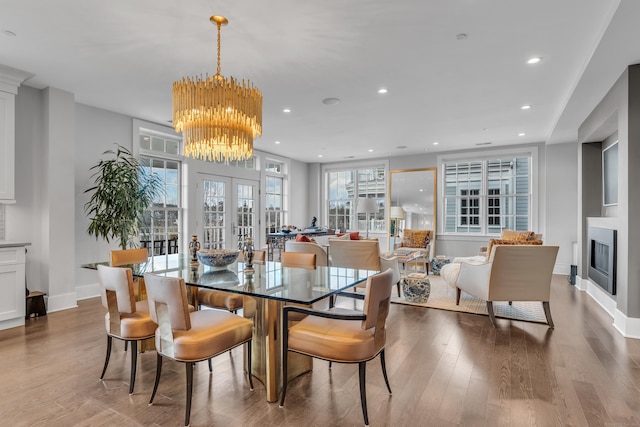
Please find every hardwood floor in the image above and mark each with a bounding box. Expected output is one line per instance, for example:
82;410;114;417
1;276;640;426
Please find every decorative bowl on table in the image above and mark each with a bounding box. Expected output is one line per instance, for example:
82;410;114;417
197;249;240;271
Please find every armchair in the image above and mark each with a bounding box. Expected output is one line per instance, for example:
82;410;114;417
442;245;559;328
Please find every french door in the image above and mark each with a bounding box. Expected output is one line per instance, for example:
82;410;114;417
198;175;260;250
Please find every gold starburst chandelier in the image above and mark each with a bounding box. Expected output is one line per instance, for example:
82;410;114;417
173;15;262;163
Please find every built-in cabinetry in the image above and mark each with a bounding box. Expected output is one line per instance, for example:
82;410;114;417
0;242;29;330
0;64;33;203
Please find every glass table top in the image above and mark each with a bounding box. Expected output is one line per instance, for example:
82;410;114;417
83;253;376;305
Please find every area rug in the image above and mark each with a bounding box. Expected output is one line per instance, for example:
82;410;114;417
391;274;548;323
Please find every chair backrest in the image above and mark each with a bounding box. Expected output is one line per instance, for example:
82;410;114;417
281;251;316;269
329;239;381;270
239;249;266;264
362;268;394;331
144;273;191;332
111;248;149;266
97;265;136;313
487;245;559;301
284;241;328;266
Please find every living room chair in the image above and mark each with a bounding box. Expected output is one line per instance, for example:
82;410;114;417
443;245;559;328
280;268;394;426
144;273;254;427
198;250;266;313
97;265;157;394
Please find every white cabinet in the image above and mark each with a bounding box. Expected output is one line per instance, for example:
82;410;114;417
0;245;27;330
0;64;33;203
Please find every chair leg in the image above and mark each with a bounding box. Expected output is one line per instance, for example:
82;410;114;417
129;339;138;394
246;340;254;391
208;358;213;373
124;341;128;352
455;288;461;305
543;301;555;329
279;324;289;407
149;353;163;405
185;362;194;427
396;281;401;298
329;361;332;369
486;301;497;327
100;335;113;380
358;361;369;426
380;349;392;394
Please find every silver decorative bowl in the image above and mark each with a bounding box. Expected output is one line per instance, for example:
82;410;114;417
197;249;240;270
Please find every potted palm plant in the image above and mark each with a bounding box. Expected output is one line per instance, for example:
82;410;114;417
84;145;163;250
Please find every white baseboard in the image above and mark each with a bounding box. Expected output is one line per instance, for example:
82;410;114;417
553;262;571;275
46;292;78;313
76;283;99;301
0;317;25;330
575;275;640;338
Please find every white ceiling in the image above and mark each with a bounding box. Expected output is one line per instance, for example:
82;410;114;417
2;0;639;163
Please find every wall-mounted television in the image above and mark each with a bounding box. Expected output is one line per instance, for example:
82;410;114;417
603;141;618;206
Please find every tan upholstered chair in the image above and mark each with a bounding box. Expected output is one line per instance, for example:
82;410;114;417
111;248;149;300
281;251;316;269
329;239;402;296
144;273;254;427
197;250;266;313
285;240;328;266
97;265;157;394
442;245;559;328
280;269;395;426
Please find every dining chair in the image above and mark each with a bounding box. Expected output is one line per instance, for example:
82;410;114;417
111;248;149;300
281;251;316;269
197;249;266;313
284;240;328;266
280;268;394;426
144;273;254;427
97;265;157;394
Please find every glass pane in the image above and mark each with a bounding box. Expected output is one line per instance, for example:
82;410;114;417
151;137;164;152
166;140;179;155
140;135;151;150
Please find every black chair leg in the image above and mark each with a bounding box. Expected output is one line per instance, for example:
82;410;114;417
358;361;369;426
279;326;289;407
246;340;254;391
129;340;138;394
486;301;497;327
100;335;113;380
124;341;128;352
185;362;194;427
380;349;392;394
149;353;163;405
543;301;554;329
208;358;213;372
329;361;333;369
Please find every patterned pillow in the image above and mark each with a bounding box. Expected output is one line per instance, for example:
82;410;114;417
501;229;535;241
402;229;431;248
486;238;543;260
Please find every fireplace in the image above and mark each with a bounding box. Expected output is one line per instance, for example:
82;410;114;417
588;226;617;295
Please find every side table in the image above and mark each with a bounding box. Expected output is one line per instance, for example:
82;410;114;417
402;273;430;303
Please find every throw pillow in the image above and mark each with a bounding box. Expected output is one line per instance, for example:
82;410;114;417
501;229;534;241
486;238;543;260
402;229;430;248
296;234;312;243
349;231;360;240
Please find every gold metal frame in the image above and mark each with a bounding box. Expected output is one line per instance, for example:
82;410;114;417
387;167;437;253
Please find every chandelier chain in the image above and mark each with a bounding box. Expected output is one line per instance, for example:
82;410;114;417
216;21;222;76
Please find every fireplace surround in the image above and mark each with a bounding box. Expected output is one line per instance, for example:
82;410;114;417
587;226;617;295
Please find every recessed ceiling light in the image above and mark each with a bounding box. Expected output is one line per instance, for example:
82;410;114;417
378;88;388;94
282;108;291;113
456;33;467;40
527;57;541;64
419;189;424;192
433;142;439;145
318;154;323;158
521;105;531;110
518;133;526;137
275;141;281;144
2;30;16;37
322;97;341;105
368;149;374;152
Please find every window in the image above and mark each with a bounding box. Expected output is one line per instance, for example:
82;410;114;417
265;160;286;234
443;156;531;234
138;128;182;255
213;156;256;169
326;165;386;232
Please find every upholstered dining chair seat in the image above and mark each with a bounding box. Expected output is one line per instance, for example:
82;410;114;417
287;307;381;362
157;309;253;362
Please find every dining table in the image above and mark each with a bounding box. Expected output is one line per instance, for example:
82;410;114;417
83;253;377;402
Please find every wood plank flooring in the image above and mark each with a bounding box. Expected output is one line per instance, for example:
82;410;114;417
1;276;640;426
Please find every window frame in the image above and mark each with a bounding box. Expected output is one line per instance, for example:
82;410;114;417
438;147;538;237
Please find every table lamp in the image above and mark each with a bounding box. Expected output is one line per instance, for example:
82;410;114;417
390;206;405;238
358;198;378;239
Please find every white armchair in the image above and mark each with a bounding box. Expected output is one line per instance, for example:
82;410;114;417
442;245;559;328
